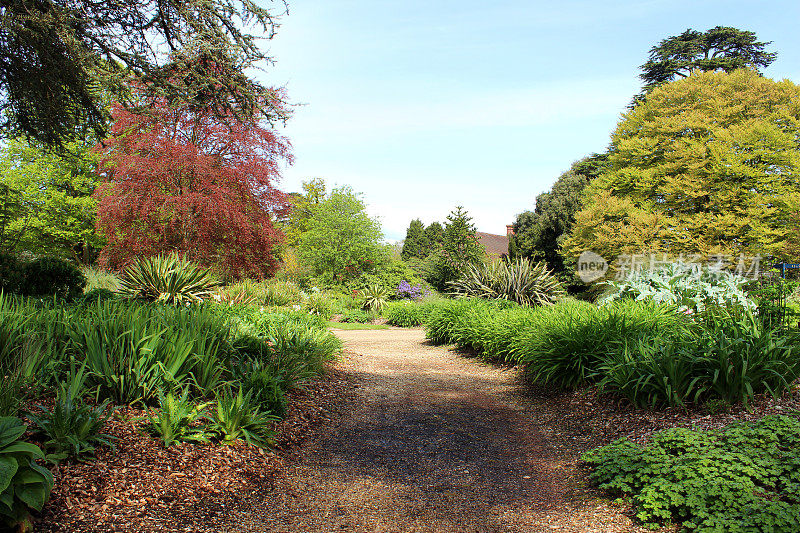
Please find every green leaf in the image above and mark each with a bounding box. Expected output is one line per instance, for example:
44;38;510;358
14;481;49;512
0;456;19;493
0;442;44;460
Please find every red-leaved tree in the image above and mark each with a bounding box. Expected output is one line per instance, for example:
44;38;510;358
94;95;292;279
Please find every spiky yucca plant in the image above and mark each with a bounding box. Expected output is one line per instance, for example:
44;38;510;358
361;284;390;314
119;253;219;306
448;257;564;306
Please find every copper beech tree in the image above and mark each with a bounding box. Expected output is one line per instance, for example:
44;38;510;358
94;96;292;278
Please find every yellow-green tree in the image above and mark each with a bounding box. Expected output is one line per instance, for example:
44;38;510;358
564;69;800;266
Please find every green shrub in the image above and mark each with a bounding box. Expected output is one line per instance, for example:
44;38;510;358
231;358;288;418
0;294;57;410
583;415;800;531
0;417;54;531
218;279;302;307
82;266;120;293
695;311;800;407
385;302;428;327
513;300;691;389
69;302;231;404
119;253;219;305
267;320;341;386
449;257;564;306
78;288;117;305
19;257;86;301
477;306;540;362
146;389;212;448
303;292;333;319
28;366;115;462
598;337;704;408
210;387;278;448
264;280;301;307
340;308;373;323
449;301;500;353
360;259;427;298
226;306;341;391
599;309;800;408
424;298;482;345
0;253;23;294
0;374;27;418
424;298;517;346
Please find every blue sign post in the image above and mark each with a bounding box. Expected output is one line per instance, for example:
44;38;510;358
774;263;800;279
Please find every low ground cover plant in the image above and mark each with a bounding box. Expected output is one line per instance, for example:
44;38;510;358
339;308;373;323
583;415;800;531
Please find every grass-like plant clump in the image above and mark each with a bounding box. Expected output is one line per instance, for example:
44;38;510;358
385;301;429;327
421;296;800;408
583;415;800;531
514;299;692;389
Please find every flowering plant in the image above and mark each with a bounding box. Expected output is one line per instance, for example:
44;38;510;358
396;280;429;300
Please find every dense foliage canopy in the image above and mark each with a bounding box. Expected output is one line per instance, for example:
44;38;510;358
564;69;800;267
0;139;101;261
95;97;292;278
513;153;609;276
639;26;776;94
297;186;388;284
0;0;288;148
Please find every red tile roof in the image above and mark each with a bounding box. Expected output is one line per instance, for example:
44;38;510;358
476;232;509;257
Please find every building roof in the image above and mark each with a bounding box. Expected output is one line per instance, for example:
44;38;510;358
476;232;509;257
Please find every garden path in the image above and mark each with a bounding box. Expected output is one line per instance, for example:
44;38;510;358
226;328;648;532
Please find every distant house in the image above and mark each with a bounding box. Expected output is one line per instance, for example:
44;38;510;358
476;225;514;259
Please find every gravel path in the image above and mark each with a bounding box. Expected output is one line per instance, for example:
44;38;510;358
228;328;647;533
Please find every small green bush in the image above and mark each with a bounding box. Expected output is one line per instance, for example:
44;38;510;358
71;301;231;405
303;292;333;319
424;298;482;345
0;417;54;531
600;264;755;315
385;302;428;327
0;253;23;294
424;298;516;346
82;266;120;293
146;389;212;447
449;257;564;306
28;367;115;462
78;288;117;304
361;284;390;314
340;308;373;323
598;309;800;408
210;387;278;448
231;358;288;418
19;257;86;301
583;415;800;531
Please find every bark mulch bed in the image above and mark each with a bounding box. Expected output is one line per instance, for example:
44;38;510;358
34;369;356;533
25;328;800;532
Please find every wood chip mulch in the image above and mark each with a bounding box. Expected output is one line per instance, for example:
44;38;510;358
34;369;356;533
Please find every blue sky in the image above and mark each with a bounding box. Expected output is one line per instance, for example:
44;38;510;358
259;0;800;242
